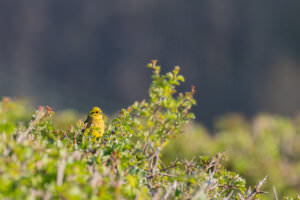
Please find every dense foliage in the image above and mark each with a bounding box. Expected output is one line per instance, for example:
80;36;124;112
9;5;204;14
0;62;298;199
164;114;300;199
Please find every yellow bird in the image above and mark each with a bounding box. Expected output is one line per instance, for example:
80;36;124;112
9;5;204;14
83;106;105;138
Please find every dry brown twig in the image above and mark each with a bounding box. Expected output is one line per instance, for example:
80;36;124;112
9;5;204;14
245;176;268;200
273;186;279;200
205;152;225;174
56;157;66;186
223;190;235;200
161;181;177;200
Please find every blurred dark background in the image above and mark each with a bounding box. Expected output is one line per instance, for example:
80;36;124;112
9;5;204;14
0;1;299;127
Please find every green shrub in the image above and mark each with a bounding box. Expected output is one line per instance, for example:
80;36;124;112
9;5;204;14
163;114;300;199
0;61;292;199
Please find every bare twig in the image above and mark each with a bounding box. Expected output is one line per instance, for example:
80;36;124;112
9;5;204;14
223;190;234;200
146;177;155;196
205;152;225;175
161;163;178;172
238;192;246;200
273;186;279;200
148;139;155;153
162;181;177;200
245;176;268;200
204;172;218;194
158;172;176;177
152;147;160;175
57;158;66;186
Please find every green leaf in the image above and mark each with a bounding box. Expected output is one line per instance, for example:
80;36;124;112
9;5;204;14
177;75;185;82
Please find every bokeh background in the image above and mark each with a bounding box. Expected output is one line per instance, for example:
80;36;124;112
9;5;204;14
0;1;300;126
1;2;300;198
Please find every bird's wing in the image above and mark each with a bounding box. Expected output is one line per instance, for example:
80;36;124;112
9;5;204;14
82;117;90;132
84;117;89;125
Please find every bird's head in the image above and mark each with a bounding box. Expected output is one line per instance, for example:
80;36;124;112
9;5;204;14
89;106;103;119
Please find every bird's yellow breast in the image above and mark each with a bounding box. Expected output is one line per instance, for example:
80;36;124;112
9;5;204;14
84;107;105;138
90;117;104;129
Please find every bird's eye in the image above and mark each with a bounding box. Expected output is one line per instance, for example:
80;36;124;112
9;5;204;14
95;111;99;114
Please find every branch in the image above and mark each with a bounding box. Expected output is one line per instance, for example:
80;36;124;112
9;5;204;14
245;176;268;200
223;190;234;200
161;181;177;200
152;146;160;175
273;186;279;200
56;158;66;186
